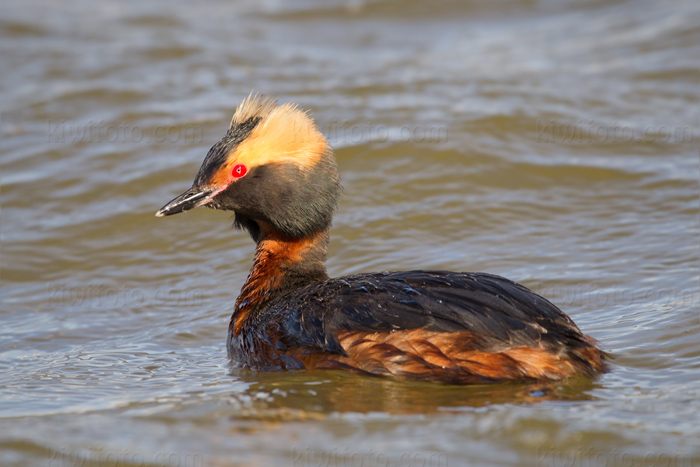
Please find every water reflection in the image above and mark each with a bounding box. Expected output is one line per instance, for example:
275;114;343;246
228;369;599;417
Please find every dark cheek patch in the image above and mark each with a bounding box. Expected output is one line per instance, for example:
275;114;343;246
215;161;340;239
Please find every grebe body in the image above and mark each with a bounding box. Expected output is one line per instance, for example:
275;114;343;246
157;95;607;383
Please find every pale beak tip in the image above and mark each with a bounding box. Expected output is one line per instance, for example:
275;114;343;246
156;187;212;218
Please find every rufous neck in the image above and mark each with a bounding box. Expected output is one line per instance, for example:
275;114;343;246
231;228;329;335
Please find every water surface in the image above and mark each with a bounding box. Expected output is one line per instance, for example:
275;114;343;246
1;0;699;465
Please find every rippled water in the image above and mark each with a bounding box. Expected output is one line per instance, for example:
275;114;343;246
2;0;699;465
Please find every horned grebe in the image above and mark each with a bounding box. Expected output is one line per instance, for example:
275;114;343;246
156;95;607;383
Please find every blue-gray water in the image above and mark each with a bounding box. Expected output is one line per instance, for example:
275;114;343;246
1;0;699;465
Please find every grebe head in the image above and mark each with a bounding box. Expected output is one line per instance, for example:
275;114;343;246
156;94;341;242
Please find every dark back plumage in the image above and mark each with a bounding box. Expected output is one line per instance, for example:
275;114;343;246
233;271;606;381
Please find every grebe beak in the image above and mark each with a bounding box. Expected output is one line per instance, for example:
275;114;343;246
155;187;213;217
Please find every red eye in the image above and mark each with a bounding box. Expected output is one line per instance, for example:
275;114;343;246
231;164;247;178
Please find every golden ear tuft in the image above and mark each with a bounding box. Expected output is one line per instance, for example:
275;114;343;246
216;95;329;175
230;93;279;128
